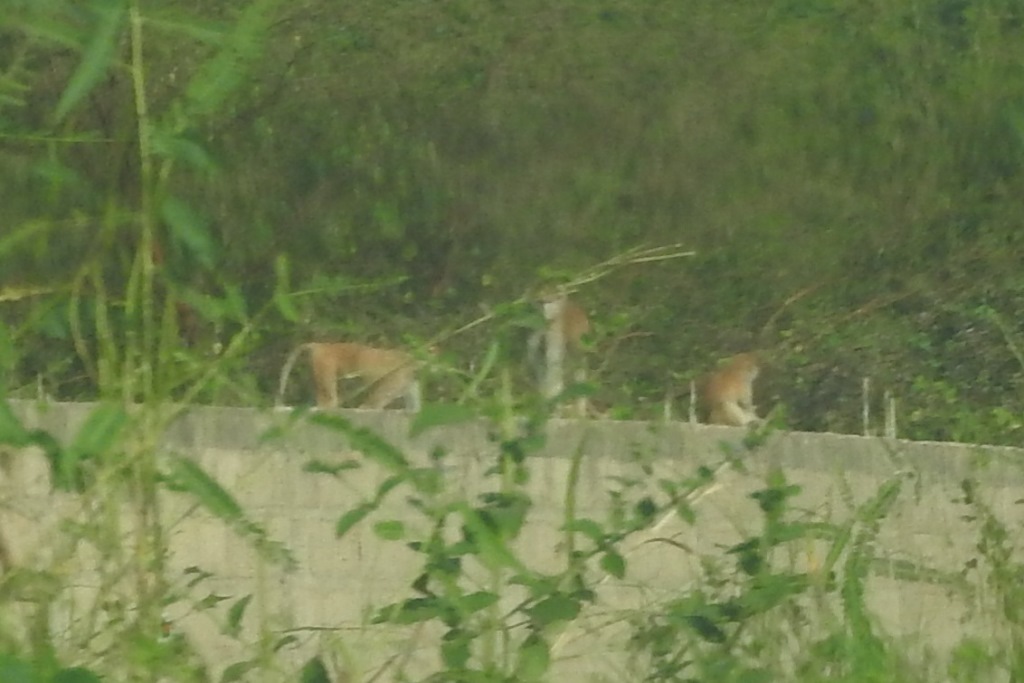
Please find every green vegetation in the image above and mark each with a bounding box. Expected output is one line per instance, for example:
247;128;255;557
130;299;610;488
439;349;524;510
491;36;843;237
1;0;1023;443
1;0;1023;680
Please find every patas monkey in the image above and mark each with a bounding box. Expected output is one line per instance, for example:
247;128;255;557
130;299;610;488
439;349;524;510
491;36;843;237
527;293;590;398
700;352;761;426
276;342;422;411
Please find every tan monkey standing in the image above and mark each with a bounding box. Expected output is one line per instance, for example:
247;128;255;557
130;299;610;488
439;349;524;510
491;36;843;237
699;352;761;426
276;342;423;411
527;292;591;401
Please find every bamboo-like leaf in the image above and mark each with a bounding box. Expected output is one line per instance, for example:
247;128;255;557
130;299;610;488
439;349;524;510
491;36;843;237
373;596;444;625
459;591;499;614
151;131;219;174
167;458;295;569
57;402;128;490
302;459;361;477
180;0;283;122
160;196;218;269
53;0;127;122
166;457;243;520
272;634;298;652
273;255;299;322
686;614;727;643
309;413;409;471
224;594;252;637
0;221;51;259
142;9;224;44
372;520;405;540
220;659;258;682
14;13;84;49
67;402;128;458
335;502;375;538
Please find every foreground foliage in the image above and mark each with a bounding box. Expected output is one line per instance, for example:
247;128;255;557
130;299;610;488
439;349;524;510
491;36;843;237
1;394;1024;681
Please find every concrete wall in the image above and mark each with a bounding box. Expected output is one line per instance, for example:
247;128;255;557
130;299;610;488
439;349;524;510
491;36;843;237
2;400;1022;680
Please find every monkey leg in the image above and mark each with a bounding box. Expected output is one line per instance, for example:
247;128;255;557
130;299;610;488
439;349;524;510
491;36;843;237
711;402;758;427
360;372;411;410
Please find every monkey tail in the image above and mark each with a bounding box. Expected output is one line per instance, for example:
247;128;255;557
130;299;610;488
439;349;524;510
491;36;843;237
276;344;309;407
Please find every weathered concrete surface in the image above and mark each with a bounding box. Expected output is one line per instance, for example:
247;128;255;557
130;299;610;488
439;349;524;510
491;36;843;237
1;400;1022;681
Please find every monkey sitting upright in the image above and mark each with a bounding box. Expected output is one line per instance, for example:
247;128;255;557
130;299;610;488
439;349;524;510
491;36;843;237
526;294;591;384
699;352;761;426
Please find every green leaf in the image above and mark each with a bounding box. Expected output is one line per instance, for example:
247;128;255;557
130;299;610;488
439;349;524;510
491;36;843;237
53;666;103;683
515;633;551;681
166;458;243;520
272;255;299;322
224;594;252;637
675;500;697;525
458;505;526;572
459;590;499;614
0;221;51;260
372;520;405;540
738;574;808;615
220;659;258;682
563;518;604;541
409;403;476;437
751;484;801;515
406;466;443;495
302;459;361;477
153;133;218;172
169;458;296;564
272;634;299;652
299;656;331;683
441;629;471;669
526;594;580;626
686;615;727;644
0;402;32;446
53;0;126;122
634;497;657;521
196;593;230;609
161;196;218;269
373;597;444;625
0;653;35;683
66;402;127;454
222;285;248;321
310;413;409;471
181;0;282;122
14;13;83;49
373;475;405;504
599;550;626;579
58;402;128;490
736;668;772;683
335;502;375;538
144;9;224;44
